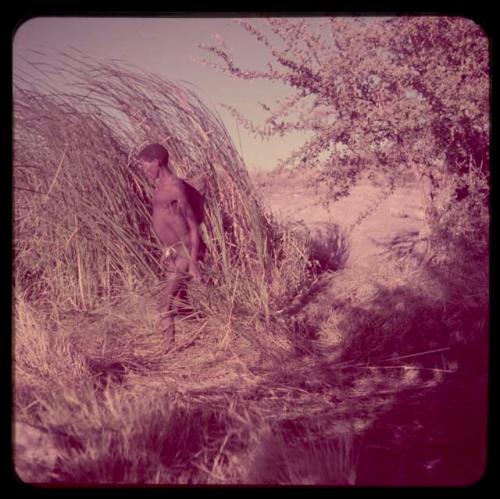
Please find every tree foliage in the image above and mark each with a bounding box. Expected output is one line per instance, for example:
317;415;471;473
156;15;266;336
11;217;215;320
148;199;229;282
200;17;489;201
201;16;489;264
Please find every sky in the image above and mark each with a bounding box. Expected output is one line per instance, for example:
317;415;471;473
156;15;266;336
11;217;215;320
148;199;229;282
13;16;323;171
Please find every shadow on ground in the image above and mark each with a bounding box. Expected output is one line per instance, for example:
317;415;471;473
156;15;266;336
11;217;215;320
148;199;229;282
355;364;488;486
267;248;489;486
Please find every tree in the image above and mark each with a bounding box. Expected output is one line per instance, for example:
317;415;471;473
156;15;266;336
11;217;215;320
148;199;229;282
200;16;490;262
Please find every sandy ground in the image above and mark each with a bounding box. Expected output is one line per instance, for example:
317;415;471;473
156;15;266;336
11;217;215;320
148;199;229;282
257;176;426;269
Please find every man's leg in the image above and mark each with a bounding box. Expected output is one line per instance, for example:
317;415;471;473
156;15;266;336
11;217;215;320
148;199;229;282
160;256;190;349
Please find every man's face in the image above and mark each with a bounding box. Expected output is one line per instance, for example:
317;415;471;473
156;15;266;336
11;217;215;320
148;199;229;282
139;159;160;181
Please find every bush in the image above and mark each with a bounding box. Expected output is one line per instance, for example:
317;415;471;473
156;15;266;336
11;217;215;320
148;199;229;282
427;161;489;267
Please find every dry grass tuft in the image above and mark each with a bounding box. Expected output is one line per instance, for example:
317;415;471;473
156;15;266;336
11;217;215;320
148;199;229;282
13;54;327;484
14;53;315;354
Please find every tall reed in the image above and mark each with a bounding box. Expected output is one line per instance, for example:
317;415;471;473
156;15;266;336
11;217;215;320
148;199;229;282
13;53;313;343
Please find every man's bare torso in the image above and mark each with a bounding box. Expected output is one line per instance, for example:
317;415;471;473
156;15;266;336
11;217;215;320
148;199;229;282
153;178;203;252
152;178;192;249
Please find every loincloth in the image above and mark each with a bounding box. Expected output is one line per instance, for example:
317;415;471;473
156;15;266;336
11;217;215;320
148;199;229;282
161;243;189;263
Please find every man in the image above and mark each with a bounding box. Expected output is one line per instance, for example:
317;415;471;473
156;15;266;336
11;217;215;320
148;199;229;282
137;143;205;350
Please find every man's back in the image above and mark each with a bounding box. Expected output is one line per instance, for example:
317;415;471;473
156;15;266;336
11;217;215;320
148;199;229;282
182;179;205;225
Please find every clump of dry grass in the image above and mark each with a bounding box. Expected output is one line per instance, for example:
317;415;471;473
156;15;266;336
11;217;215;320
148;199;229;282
14;52;314;347
14;292;254;484
13;54;337;484
13;290;375;485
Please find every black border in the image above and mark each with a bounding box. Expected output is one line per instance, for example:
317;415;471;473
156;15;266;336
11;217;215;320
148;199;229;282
5;4;496;497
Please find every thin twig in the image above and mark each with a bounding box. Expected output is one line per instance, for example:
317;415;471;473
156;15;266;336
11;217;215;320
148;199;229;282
45;143;69;201
336;347;451;369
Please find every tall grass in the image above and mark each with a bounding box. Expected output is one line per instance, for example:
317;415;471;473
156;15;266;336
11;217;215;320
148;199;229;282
13;53;313;330
13;55;337;484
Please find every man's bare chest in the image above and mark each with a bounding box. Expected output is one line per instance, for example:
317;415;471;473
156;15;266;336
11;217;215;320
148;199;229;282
152;187;181;214
151;188;189;241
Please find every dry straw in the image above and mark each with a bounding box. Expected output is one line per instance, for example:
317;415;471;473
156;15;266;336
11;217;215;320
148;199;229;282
13;53;337;484
13;51;319;367
13;52;313;318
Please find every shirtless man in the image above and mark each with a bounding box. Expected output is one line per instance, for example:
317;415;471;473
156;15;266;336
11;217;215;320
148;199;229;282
137;143;205;349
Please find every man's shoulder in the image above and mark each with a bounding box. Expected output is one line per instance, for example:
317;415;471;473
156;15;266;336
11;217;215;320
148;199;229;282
164;177;188;195
175;178;204;200
164;177;204;205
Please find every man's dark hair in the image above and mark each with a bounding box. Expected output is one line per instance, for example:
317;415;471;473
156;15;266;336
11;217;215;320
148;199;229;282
137;144;169;167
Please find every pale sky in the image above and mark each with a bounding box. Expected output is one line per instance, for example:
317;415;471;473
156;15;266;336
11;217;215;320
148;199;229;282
13;16;322;170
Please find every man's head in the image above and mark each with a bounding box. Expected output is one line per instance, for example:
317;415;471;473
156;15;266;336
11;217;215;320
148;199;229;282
137;143;170;180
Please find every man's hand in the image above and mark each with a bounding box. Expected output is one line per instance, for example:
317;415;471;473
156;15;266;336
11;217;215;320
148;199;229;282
189;261;202;282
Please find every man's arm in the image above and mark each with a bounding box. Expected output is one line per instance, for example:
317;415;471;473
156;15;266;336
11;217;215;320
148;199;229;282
175;185;202;281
